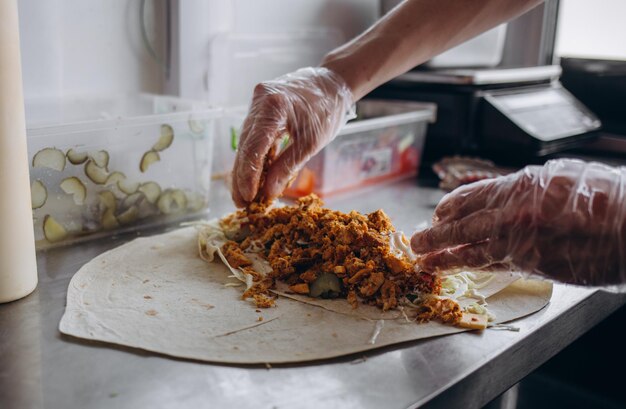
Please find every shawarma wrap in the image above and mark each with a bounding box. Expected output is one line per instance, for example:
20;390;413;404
59;196;552;364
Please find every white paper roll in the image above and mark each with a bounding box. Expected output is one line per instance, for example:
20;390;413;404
0;0;38;303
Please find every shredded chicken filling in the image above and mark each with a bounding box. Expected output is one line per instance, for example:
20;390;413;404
219;194;461;324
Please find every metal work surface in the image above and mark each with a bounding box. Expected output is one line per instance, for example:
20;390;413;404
1;180;624;409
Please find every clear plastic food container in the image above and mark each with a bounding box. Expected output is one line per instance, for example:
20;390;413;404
212;106;248;179
284;100;436;197
214;101;436;198
26;94;220;248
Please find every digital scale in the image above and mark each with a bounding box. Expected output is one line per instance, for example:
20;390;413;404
369;65;602;166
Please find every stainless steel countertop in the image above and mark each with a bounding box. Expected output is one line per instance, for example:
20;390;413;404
2;179;625;409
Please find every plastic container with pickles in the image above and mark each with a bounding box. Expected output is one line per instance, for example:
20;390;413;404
26;94;220;248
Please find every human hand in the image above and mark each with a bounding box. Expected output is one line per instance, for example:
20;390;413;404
231;67;353;207
411;159;626;286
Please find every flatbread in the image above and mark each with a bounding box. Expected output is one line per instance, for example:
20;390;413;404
59;227;552;364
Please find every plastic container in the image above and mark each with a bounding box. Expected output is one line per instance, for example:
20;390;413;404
285;100;436;197
25;94;220;248
213;106;248;177
215;100;436;197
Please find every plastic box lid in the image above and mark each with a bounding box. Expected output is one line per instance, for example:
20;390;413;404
26;93;221;136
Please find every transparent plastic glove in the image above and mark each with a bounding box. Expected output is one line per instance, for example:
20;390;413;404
231;67;354;207
411;159;626;286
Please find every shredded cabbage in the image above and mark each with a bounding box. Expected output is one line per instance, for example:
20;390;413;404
440;272;493;303
440;272;498;321
463;288;486;304
440;276;468;299
466;302;496;321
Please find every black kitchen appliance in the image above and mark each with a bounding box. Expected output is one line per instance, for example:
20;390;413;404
558;57;626;160
370;66;601;166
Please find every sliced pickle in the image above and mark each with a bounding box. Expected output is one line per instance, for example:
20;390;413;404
84;160;109;184
139;150;160;173
117;206;139;225
138;182;161;204
122;192;144;209
66;148;89;165
309;272;341;299
157;189;187;214
89;150;110;169
188;118;205;134
31;180;48;209
43;215;68;243
156;192;172;214
60;177;87;205
223;224;251;242
105;171;126;186
170;189;188;211
136;197;158;219
186;192;206;212
152;124;175;151
118;179;140;195
101;209;119;230
32;148;66;171
98;190;117;211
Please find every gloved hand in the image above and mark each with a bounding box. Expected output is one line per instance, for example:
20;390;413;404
231;67;354;207
411;159;626;286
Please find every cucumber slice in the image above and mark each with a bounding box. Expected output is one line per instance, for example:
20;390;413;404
84;160;109;184
105;171;126;186
122;192;144;209
152;124;174;151
138;182;161;204
139;150;160;173
157;189;187;214
117;206;139;225
118;179;140;195
170;189;188;212
32;148;66;171
31;180;48;209
98;190;117;211
186;192;206;211
188;118;205;134
60;177;87;205
43;215;68;243
89;150;110;169
101;209;119;230
66;148;89;165
309;272;341;299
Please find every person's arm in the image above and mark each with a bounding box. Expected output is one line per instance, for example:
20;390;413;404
322;0;543;101
232;0;544;206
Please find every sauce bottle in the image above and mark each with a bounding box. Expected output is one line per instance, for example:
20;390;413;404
0;0;38;303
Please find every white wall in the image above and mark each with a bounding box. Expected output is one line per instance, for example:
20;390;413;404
556;0;626;60
18;0;378;104
230;0;378;40
18;0;165;100
168;0;379;104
